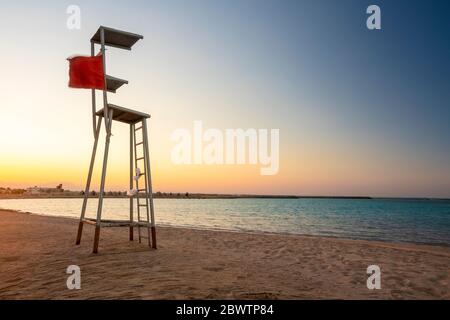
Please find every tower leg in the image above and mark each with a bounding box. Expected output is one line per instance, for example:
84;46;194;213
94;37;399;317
142;119;157;249
130;227;134;241
147;226;151;247
93;226;100;254
151;226;157;249
93;109;113;254
76;116;102;245
75;222;84;245
129;124;134;241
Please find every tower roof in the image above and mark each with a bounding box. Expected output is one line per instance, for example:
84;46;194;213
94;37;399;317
91;26;143;50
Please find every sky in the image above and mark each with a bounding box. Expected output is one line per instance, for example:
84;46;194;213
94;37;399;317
0;0;449;197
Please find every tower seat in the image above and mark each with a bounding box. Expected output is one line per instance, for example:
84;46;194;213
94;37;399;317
96;104;150;124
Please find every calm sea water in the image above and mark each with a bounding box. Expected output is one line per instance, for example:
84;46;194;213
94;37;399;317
1;198;449;245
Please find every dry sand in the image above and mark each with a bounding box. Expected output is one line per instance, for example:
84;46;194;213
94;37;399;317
0;209;448;299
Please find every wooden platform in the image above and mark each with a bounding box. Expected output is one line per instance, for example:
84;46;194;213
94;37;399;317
106;75;128;93
96;104;150;124
91;26;143;50
82;218;150;228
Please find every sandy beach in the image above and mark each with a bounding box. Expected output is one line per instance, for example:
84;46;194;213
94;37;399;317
0;209;448;299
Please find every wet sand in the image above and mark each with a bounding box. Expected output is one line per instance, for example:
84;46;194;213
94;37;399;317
0;210;448;299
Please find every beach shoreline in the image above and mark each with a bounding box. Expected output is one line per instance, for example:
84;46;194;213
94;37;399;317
0;209;448;299
2;207;450;249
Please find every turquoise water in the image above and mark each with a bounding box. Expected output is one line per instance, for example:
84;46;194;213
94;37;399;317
1;198;449;245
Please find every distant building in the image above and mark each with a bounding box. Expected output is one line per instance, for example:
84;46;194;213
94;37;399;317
26;184;64;195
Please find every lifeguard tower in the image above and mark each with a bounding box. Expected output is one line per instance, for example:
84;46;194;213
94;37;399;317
74;26;156;253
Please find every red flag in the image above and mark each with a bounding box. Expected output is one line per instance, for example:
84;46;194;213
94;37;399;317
68;55;105;90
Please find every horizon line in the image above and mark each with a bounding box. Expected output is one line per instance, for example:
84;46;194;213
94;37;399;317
1;186;449;201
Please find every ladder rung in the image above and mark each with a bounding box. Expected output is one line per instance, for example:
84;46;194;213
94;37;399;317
136;157;145;161
135;126;142;131
135;141;144;146
138;188;146;191
139;204;147;207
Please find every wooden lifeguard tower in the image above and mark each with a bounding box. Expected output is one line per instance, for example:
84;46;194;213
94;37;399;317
75;26;157;253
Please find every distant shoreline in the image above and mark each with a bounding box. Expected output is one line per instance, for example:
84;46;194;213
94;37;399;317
0;194;449;201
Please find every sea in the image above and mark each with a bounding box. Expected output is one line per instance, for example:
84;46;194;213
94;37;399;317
1;198;449;246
